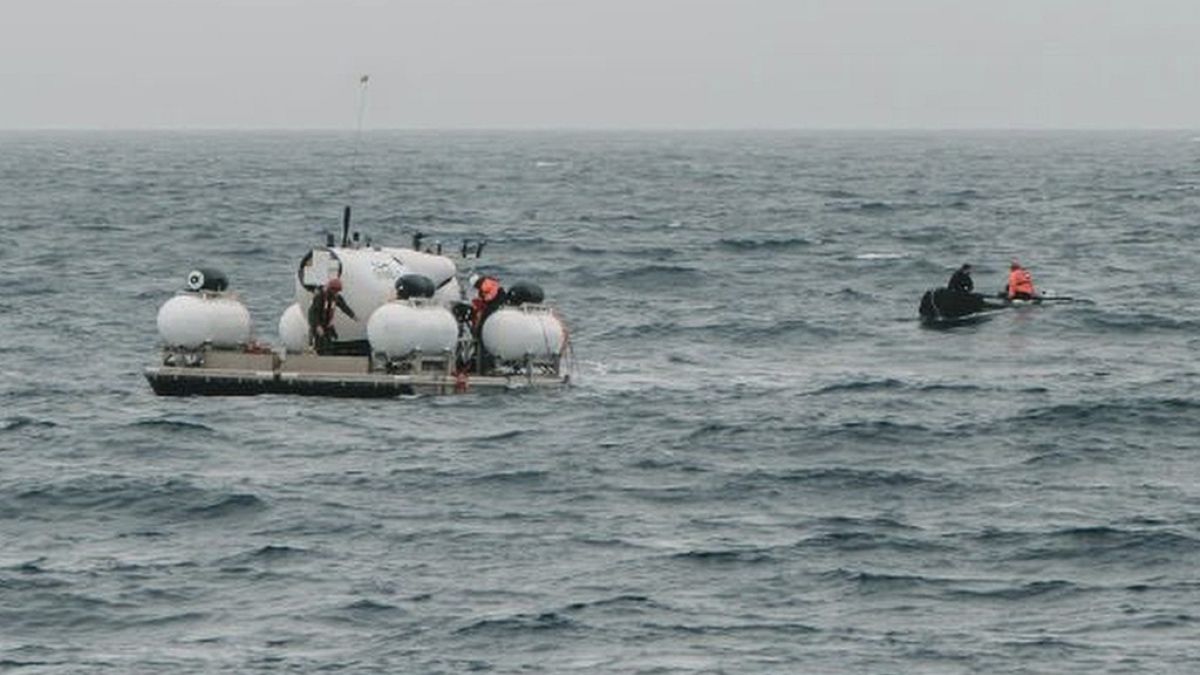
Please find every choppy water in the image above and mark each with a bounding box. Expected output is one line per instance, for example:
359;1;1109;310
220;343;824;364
1;131;1198;673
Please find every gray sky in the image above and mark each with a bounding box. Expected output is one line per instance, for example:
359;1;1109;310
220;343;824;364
3;0;1198;129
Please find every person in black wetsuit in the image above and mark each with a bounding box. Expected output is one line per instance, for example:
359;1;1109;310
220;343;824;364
947;263;974;294
308;277;356;353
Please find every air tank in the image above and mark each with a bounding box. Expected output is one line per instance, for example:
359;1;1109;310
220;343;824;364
157;292;252;349
366;301;458;358
481;305;565;362
277;302;309;353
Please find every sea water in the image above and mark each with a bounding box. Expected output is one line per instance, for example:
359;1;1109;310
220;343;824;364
1;131;1198;672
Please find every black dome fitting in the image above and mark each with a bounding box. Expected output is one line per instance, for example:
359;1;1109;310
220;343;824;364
395;274;436;299
187;268;229;292
505;281;544;306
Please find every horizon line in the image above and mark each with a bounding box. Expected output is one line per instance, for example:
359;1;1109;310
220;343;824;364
2;126;1199;134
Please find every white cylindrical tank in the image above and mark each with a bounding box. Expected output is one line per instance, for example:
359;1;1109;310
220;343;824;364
157;292;252;349
277;302;309;353
481;306;566;362
366;301;459;358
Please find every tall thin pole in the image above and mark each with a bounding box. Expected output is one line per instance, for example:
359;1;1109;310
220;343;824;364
343;74;370;246
350;74;370;180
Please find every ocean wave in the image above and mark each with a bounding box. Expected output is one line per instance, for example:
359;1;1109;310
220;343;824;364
815;420;940;444
670;548;775;564
1;416;57;432
628;456;705;472
737;318;842;340
995;636;1092;654
1081;311;1200;333
455;611;580;635
946;188;983;199
0;564;71;592
1125;613;1198;629
716;236;813;252
578;212;645;224
946;579;1080;601
809;380;1008;396
978;526;1200;562
567;243;680;259
561;594;661;613
596;316;841;341
683;421;754;440
466;429;526;442
816;188;860;199
129;417;218;434
808;378;906;395
917;383;988;393
820;569;939;593
1008;398;1200;429
639;620;821;636
218;544;318;566
10;476;265;523
185;493;267;519
467;469;548;485
1;591;128;631
588;263;706;287
809;515;917;531
832;200;897;213
0;660;63;670
796;531;950;553
343;599;404;613
760;467;948;490
326;599;408;625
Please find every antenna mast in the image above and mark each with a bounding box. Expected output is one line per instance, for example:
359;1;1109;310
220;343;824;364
343;74;370;246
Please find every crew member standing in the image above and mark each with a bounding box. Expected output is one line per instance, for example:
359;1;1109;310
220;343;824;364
471;276;506;333
470;275;506;373
308;277;357;353
1006;260;1037;301
947;263;974;294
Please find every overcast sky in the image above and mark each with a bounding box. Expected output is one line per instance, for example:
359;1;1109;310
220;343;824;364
2;0;1198;129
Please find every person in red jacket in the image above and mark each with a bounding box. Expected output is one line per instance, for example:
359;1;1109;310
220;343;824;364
471;276;505;332
1006;260;1038;300
469;275;507;373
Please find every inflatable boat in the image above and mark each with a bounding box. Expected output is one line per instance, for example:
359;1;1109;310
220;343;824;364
918;287;1077;327
918;288;1011;326
146;222;571;397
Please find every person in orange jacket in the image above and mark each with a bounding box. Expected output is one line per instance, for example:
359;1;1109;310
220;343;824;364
469;275;507;373
1006;260;1038;300
471;275;506;332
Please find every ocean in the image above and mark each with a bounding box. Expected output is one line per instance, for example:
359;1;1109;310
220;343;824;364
1;130;1198;673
